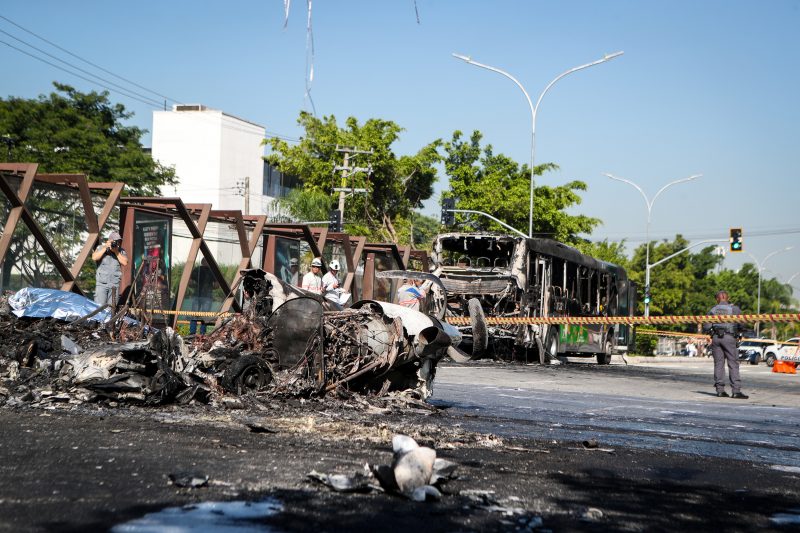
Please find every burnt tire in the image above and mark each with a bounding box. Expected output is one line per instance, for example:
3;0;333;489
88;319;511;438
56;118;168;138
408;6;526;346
468;298;488;357
596;340;613;365
543;328;558;364
222;355;273;394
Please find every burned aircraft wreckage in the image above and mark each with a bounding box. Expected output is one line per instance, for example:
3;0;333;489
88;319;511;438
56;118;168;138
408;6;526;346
0;270;462;407
430;232;634;363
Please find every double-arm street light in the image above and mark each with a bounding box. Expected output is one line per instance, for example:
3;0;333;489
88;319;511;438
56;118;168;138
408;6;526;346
604;173;702;317
452;51;623;238
747;246;794;336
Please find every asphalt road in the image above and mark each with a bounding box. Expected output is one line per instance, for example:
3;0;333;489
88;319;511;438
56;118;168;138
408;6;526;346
2;357;800;532
432;357;800;467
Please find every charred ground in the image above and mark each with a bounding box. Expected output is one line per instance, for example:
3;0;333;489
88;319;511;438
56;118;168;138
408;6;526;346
1;398;799;532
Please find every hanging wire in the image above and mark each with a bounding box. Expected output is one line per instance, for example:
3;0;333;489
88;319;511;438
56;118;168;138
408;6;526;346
283;0;292;28
0;29;164;108
304;0;317;116
0;14;181;104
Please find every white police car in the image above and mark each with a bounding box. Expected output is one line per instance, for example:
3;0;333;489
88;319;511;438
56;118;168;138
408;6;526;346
763;337;800;367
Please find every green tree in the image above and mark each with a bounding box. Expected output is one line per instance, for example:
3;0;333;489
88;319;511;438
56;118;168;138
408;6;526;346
588;236;799;338
1;82;176;195
265;112;441;243
408;212;441;250
707;264;796;338
0;82;176;291
442;130;600;243
377;212;442;251
575;239;629;267
277;188;332;223
628;235;722;318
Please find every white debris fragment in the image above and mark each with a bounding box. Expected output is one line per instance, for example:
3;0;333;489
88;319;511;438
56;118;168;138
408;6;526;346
393;445;436;494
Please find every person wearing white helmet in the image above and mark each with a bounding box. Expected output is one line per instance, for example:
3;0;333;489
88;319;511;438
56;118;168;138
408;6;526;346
322;260;341;302
289;257;300;286
301;257;324;294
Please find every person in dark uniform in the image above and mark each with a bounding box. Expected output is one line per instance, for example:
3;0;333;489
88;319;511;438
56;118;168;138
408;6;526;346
703;290;749;399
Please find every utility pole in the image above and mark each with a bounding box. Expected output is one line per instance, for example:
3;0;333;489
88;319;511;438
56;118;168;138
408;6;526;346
244;176;250;215
337;152;349;218
236;177;251;214
333;146;372;228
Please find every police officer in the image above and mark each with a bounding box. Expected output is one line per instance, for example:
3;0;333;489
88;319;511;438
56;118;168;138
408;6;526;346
703;290;749;399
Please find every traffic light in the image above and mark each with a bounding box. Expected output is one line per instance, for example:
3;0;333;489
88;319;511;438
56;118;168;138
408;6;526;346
441;197;455;226
729;227;743;252
643;285;652;305
328;209;342;232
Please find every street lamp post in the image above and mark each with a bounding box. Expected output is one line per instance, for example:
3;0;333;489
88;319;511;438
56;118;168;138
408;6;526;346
453;51;623;238
604;173;702;317
747;247;793;336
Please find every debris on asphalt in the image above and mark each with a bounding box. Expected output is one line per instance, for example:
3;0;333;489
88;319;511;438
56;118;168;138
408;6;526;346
581;507;604;521
308;434;458;502
459;489;528;516
307;465;378;493
245;422;276;434
573;438;615;453
0;270;461;410
168;472;210;488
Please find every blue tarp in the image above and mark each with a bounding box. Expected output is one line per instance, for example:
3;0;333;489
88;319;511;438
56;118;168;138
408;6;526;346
8;288;112;322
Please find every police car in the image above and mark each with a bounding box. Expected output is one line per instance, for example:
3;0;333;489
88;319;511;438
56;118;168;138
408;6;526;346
737;339;767;364
763;337;800;367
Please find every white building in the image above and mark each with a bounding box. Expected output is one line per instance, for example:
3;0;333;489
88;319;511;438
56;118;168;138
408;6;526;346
152;105;294;281
152;104;266;213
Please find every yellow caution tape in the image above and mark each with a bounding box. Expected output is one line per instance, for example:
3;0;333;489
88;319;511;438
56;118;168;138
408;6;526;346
126;308;800;329
445;313;800;326
636;329;710;339
129;308;233;318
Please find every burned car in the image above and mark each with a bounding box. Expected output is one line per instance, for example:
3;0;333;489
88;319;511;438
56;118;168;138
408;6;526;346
194;269;461;399
0;269;461;407
430;232;635;363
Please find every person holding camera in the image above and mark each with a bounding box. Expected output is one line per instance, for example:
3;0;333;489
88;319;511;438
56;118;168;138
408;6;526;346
703;290;748;399
91;230;128;306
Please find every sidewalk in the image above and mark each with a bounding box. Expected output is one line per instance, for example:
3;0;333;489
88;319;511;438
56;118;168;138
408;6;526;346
615;354;712;364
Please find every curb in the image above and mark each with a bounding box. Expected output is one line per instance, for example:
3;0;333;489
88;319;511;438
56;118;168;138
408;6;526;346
618;356;712;364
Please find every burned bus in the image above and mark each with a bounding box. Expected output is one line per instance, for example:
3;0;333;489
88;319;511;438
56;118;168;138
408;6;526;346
431;232;636;363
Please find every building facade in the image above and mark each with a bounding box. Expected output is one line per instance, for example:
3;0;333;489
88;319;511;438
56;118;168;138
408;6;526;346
152;104;266;213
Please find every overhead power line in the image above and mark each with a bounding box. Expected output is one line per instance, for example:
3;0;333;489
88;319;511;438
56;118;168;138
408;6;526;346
0;38;164;109
0;14;180;104
0;29;164;108
265;131;302;143
593;226;800;243
0;14;309;146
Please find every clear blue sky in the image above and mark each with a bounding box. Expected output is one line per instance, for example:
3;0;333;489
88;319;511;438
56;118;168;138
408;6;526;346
2;1;799;286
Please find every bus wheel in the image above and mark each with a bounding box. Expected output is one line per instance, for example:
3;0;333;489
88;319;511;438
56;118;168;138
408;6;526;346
596;341;613;365
544;329;558;364
468;298;488;357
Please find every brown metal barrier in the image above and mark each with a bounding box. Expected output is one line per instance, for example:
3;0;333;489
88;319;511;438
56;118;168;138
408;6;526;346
1;162;434;321
0;164;124;295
